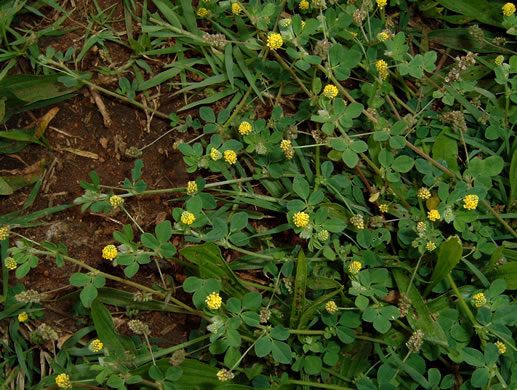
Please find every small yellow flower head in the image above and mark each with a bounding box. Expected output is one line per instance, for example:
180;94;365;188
0;225;10;240
495;55;504;66
377;0;387;8
210;147;222;161
301;20;306;30
5;256;17;270
323;84;339;99
325;300;338;314
18;312;28;322
217;368;235;381
463;194;479;210
224;150;237;164
267;33;283;50
206;292;223;310
502;2;516;16
472;292;487;307
376;59;389;80
55;373;72;389
379;204;389;213
187;181;198;195
349;261;362;275
416;221;427;233
426;241;436;251
377;32;389;42
89;339;103;353
197;7;208;17
350;214;365;230
102;245;118;261
417;187;431;200
427;209;440;222
109;195;124;208
238;121;252;135
299;0;310;10
317;229;329;241
293;211;310;228
232;2;243;15
181;211;196;225
280;139;292;151
496;341;506;354
280;18;291;28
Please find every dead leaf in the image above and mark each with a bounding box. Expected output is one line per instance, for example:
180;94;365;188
61;147;98;159
35;107;59;138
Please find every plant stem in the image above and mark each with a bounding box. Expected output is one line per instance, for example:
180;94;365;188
286;379;353;390
447;274;480;330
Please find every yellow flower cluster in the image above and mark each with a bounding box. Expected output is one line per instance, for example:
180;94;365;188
5;256;17;270
416;221;426;233
323;84;338;99
502;2;516;16
325;300;338;314
18;312;28;322
89;339;103;352
109;195;124;208
181;211;196;225
224;150;237;164
377;0;387;8
210;147;222;161
426;241;436;251
427;209;440;222
197;7;208;17
267;33;283;50
56;373;72;389
299;0;310;10
187;181;198;195
377;32;389;42
238;121;252;135
376;59;388;80
217;368;235;381
0;225;9;240
472;292;486;307
496;341;506;354
317;229;329;241
463;194;479;210
292;211;310;228
102;245;118;260
349;261;362;275
280;139;294;159
232;3;242;15
379;204;389;213
206;292;222;310
417;187;431;200
350;214;364;230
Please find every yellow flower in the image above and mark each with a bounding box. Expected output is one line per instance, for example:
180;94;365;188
89;339;103;352
416;221;426;233
377;32;389;42
109;195;124;208
502;2;516;16
317;229;329;241
56;373;72;389
5;256;17;270
206;292;222;310
463;194;479;210
377;0;387;8
102;245;118;260
231;2;242;15
325;300;338;314
350;214;364;230
496;341;506;354
267;33;283;50
379;204;389;213
427;209;440;222
0;225;9;240
238;121;252;135
299;0;310;10
197;7;208;17
181;211;196;225
280;139;292;151
292;211;310;228
349;261;362;275
217;368;235;381
210;147;222;161
426;241;436;251
323;84;339;99
18;312;28;322
224;150;237;164
187;181;198;195
376;59;389;80
417;187;431;200
472;292;486;307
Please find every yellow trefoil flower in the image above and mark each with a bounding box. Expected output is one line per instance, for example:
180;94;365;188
463;194;479;210
18;312;28;322
427;209;440;222
496;341;506;354
299;0;310;11
377;32;389;42
472;292;486;307
323;84;339;99
210;147;222;161
417;187;431;200
292;211;310;228
238;121;252;135
379;204;389;213
55;373;72;389
102;245;118;261
426;241;436;251
224;150;237;164
325;301;338;314
377;0;387;8
502;2;516;16
89;339;104;352
197;7;208;18
187;181;198;195
217;368;235;381
0;225;10;240
206;292;223;310
5;256;17;270
267;33;283;50
376;59;389;80
181;211;196;225
109;195;124;208
231;3;243;15
349;261;362;275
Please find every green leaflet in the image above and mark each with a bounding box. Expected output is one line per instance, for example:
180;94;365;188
424;236;463;297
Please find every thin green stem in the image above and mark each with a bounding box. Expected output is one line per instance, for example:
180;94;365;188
286;379;353;390
406;253;424;294
447;274;480;329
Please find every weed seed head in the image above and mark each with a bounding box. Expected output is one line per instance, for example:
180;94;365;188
266;33;283;50
224;150;237;164
426;241;436;251
472;292;487;307
128;319;151;335
15;289;41;304
102;245;118;260
377;31;389;42
323;84;339;99
206;292;223;310
376;59;388;79
238;121;252;135
502;2;516;16
495;55;504;66
181;211;196;225
350;214;365;230
325;300;338;314
293;211;310;228
379;203;389;213
406;330;424;353
317;229;329;241
463;194;479;210
55;373;72;389
260;307;271;323
5;256;17;270
217;368;235;381
496;341;506;354
427;209;440;222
